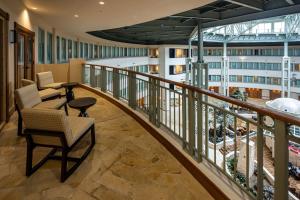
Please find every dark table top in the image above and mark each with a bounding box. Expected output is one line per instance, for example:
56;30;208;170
62;82;78;88
68;97;97;109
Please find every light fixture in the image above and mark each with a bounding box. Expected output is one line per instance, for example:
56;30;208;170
74;14;79;18
32;7;38;10
99;1;105;5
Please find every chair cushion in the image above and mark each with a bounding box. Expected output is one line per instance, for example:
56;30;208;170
34;98;66;109
39;88;61;100
67;117;95;146
15;84;42;110
42;82;64;89
36;71;54;89
21;79;35;87
22;108;95;147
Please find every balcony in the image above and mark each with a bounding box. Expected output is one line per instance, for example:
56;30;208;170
82;63;300;200
0;87;214;199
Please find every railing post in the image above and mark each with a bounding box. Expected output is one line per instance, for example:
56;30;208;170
155;79;161;127
182;88;187;149
197;92;203;162
100;66;107;92
274;119;289;200
90;65;96;87
113;68;120;99
188;89;196;156
149;78;156;124
148;77;160;127
128;71;137;109
256;114;264;200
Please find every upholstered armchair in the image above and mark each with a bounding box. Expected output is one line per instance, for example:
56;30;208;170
21;79;61;101
15;84;68;136
36;71;64;90
22;108;95;182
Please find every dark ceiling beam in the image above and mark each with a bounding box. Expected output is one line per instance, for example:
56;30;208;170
169;15;219;21
202;3;300;28
222;0;264;11
286;0;294;5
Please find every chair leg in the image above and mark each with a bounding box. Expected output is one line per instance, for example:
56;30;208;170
60;148;68;182
91;125;96;146
64;104;69;116
26;138;33;176
18;114;23;136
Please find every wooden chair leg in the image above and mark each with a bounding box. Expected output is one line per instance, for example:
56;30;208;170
60;148;68;182
91;125;96;146
26;138;33;176
17;114;23;136
64;104;69;116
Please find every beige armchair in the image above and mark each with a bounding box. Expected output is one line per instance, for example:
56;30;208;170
22;108;95;182
36;71;64;90
15;84;68;136
21;79;61;101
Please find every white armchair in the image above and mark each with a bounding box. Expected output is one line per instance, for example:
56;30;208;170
15;84;68;136
22;108;95;182
21;79;61;101
36;71;64;90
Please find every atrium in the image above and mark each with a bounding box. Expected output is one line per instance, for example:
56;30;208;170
1;0;300;200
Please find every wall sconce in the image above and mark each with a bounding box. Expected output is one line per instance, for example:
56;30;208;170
9;30;16;43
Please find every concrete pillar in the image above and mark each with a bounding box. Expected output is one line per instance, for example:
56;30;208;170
186;39;192;84
281;41;291;98
221;42;229;96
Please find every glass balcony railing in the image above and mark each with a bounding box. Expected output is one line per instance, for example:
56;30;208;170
83;63;300;200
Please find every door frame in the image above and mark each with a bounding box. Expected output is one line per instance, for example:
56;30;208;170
0;9;9;129
14;22;35;89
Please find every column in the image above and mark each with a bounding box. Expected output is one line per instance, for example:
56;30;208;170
192;22;208;89
281;41;291;97
186;38;192;84
221;42;229;96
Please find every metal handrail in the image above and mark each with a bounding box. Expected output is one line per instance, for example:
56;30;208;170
87;63;300;126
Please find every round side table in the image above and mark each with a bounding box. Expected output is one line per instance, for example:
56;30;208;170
68;97;97;117
62;82;78;102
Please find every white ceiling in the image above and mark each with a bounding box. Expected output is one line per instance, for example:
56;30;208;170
22;0;213;34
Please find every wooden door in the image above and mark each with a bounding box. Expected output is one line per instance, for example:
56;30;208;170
0;9;9;129
14;23;35;89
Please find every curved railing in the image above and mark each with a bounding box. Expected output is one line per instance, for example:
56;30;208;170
83;63;300;200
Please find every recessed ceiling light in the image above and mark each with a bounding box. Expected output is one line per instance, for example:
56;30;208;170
99;1;105;5
32;7;38;10
74;14;79;18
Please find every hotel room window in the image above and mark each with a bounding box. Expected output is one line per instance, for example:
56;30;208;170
98;45;102;58
107;46;110;57
112;47;116;57
94;45;98;58
74;41;78;58
61;38;67;63
38;28;45;64
68;39;72;59
46;32;53;64
116;47;119;57
80;42;83;58
84;43;88;59
56;36;60;63
89;44;93;59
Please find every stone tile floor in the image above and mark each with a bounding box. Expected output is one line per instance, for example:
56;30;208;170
0;88;214;200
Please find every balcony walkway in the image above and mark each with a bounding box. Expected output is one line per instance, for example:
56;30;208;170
0;88;213;200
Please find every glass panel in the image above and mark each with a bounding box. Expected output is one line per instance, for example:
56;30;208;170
56;36;60;62
47;32;53;64
16;34;25;88
26;36;34;80
61;38;66;62
38;28;45;64
68;39;72;59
